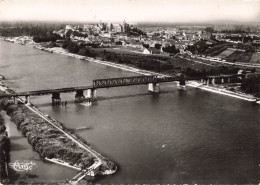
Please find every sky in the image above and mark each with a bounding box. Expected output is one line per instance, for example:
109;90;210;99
0;0;259;23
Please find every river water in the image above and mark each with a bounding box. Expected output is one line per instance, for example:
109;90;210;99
0;40;259;184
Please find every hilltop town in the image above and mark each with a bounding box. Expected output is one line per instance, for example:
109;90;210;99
2;21;260;63
1;21;260;99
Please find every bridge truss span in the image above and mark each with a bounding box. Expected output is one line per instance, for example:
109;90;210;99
93;75;158;88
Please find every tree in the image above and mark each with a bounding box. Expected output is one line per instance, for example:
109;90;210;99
143;44;149;49
79;48;90;56
68;42;79;53
205;27;214;33
162;45;179;54
155;43;162;50
0;125;6;134
241;76;260;97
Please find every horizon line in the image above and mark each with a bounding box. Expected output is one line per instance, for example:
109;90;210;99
1;20;260;25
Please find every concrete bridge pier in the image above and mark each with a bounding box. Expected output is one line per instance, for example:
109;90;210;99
148;83;160;93
25;95;30;104
52;92;61;106
75;90;85;103
86;88;97;101
227;77;231;83
202;78;208;85
211;78;216;86
13;96;17;104
179;79;186;86
206;79;210;86
178;79;186;90
215;78;221;84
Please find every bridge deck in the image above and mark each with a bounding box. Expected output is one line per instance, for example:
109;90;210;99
92;74;243;89
0;73;255;98
0;85;93;97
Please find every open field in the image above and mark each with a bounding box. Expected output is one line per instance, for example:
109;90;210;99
225;51;253;63
111;46;144;53
249;52;260;64
216;48;236;58
202;43;233;57
90;47;216;73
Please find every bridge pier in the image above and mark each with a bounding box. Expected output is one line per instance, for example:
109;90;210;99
148;83;160;93
178;79;186;90
25;95;30;104
13;96;17;104
51;92;61;106
214;78;221;84
211;78;216;85
86;88;97;101
206;79;210;85
75;90;85;103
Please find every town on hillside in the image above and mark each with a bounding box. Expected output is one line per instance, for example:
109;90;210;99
1;21;260;98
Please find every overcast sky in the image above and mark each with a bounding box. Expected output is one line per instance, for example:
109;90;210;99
0;0;259;23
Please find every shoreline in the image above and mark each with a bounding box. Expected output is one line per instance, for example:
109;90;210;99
2;36;258;104
47;46;259;104
0;75;117;182
1;37;259;103
0;113;10;184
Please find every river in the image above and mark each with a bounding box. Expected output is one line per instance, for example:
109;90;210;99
0;40;259;184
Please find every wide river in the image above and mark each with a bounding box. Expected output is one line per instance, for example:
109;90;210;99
0;40;259;184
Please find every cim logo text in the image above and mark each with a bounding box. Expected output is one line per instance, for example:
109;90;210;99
9;160;37;172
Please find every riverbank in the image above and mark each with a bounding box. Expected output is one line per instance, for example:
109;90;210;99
187;81;259;102
0;111;10;184
46;46;260;104
1;37;259;103
0;75;117;182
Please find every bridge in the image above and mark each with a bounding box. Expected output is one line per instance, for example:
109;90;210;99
0;73;257;105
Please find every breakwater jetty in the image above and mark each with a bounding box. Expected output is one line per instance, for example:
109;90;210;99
0;77;116;183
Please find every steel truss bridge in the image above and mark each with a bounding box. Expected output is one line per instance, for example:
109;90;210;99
0;73;258;100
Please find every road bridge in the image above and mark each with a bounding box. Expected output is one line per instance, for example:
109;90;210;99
0;73;258;105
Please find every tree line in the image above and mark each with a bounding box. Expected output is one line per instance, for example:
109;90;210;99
0;95;10;183
0;23;64;37
0;98;96;170
241;76;260;97
62;39;175;72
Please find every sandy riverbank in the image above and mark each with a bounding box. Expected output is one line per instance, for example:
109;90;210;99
187;81;259;103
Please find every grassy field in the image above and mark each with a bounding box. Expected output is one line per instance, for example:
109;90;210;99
216;48;236;58
249;52;260;64
110;46;144;53
225;51;253;63
202;43;233;57
91;47;216;72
